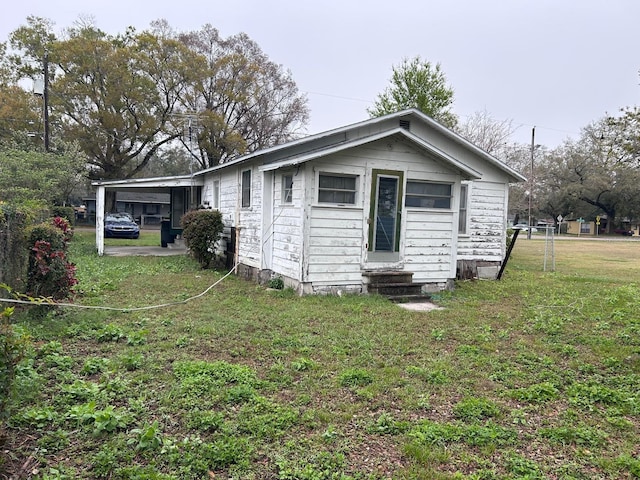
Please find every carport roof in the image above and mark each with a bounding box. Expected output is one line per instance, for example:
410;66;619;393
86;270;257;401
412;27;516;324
92;175;202;189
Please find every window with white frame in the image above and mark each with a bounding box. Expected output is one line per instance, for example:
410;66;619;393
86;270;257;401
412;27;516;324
241;169;251;208
405;181;452;209
282;174;293;203
318;173;357;205
458;184;468;234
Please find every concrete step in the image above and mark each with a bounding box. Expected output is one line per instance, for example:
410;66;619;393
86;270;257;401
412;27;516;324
367;282;424;296
363;270;414;285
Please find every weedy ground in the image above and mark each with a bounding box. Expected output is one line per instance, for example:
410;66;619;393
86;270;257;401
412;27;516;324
2;232;639;479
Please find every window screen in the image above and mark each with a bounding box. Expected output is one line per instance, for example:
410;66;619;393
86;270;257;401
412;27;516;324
405;182;452;209
318;174;357;205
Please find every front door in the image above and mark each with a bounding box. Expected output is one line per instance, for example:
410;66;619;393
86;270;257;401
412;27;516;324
368;169;403;262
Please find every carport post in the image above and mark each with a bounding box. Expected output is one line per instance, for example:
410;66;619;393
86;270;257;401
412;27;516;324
96;185;105;256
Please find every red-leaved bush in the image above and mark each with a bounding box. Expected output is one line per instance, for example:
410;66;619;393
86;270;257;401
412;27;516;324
26;217;78;300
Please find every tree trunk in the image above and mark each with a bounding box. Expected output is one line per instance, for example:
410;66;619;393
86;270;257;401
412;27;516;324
104;191;117;213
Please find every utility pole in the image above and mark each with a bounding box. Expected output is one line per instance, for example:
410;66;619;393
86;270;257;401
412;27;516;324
43;52;50;152
527;126;535;240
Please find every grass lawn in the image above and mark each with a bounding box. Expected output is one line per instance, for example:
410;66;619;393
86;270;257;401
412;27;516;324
2;234;639;479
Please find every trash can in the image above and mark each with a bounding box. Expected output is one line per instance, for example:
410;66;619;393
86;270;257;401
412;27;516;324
160;220;172;247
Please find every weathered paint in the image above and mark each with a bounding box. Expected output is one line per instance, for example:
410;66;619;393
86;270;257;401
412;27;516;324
457;181;509;261
92;110;524;292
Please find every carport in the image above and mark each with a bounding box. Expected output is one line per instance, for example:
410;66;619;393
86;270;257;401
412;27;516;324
92;175;203;256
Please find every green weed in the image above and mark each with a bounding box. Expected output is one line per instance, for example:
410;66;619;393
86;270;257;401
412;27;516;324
119;353;144;371
80;357;110;375
452;397;501;421
508;382;560;403
539;424;607;447
128;421;164;451
367;412;409;435
95;324;125;342
338;368;373;387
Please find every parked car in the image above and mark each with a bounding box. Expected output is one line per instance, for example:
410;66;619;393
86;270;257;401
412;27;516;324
105;214;140;239
614;228;633;236
513;223;538;233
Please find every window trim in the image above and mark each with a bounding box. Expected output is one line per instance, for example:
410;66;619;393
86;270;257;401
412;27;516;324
241;169;251;208
405;181;453;210
458;183;469;234
317;172;358;206
282;174;293;204
212;179;220;209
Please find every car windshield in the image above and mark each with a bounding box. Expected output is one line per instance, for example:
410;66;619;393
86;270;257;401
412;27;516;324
106;215;133;223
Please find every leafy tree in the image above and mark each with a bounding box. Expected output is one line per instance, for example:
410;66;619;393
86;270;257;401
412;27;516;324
0;21;50;148
6;16;56;82
533;144;585;226
0;146;85;208
6;18;203;210
0;84;43;147
368;56;457;128
50;24;200;181
176;24;309;168
534;115;640;231
139;145;194;178
6;17;310;211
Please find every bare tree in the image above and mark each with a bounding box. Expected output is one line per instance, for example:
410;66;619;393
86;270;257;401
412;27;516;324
456;109;515;158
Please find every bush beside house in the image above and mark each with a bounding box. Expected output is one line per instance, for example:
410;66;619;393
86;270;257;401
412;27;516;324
180;209;224;269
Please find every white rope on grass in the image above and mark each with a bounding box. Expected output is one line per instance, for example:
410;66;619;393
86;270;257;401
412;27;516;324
0;265;237;313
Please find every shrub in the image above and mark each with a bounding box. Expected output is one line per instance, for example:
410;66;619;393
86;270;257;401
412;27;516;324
51;206;75;227
180;209;224;268
26;217;77;300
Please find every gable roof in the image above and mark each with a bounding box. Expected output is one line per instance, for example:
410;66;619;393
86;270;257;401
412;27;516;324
93;109;525;189
195;108;525;182
257;127;482;180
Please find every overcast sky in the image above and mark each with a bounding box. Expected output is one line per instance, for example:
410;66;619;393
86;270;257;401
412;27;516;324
2;0;639;148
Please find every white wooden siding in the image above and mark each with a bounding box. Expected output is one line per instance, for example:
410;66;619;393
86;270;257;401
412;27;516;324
202;131;509;290
237;168;262;268
306;206;364;285
457;181;507;261
404;210;456;281
270;171;304;279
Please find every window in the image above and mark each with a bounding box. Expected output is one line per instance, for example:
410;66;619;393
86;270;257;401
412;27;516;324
143;204;159;215
318;174;357;205
241;170;251;208
458;184;468;234
212;180;220;209
282;174;293;203
405;181;452;209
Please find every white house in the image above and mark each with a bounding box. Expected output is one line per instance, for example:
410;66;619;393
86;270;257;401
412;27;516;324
93;109;525;295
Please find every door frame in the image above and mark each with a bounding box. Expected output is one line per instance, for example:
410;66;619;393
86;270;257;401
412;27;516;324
368;169;404;260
